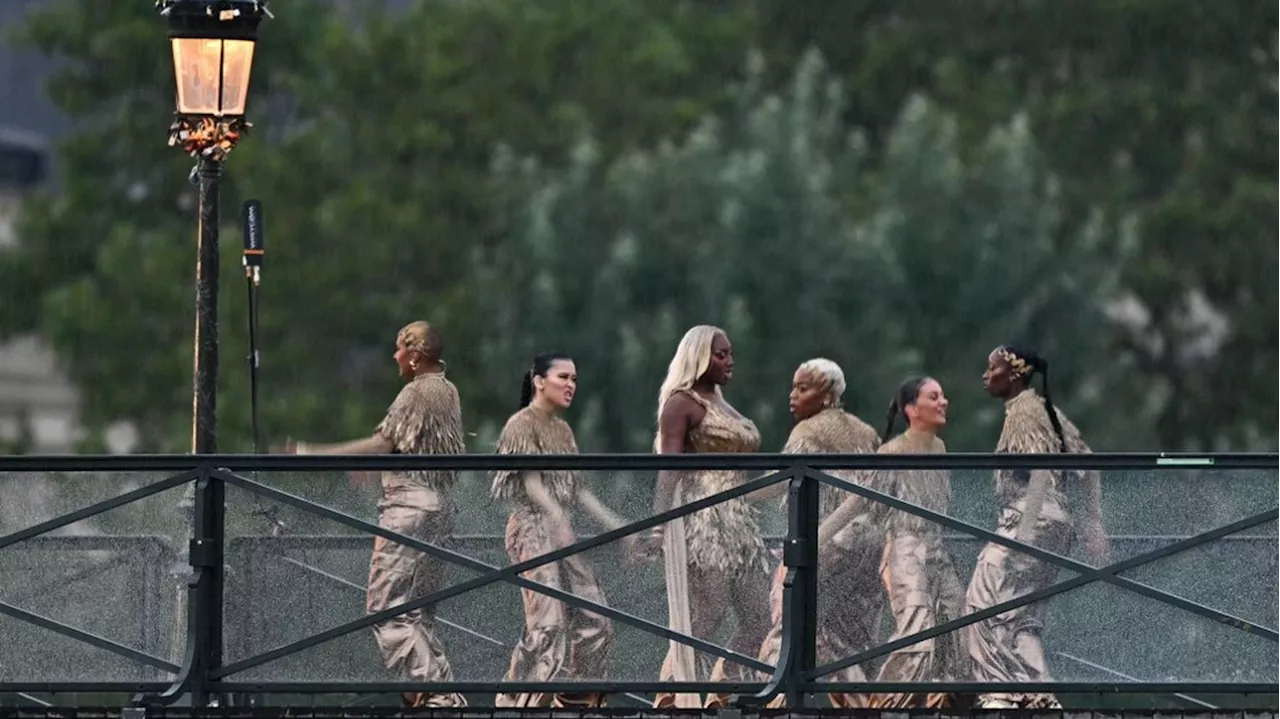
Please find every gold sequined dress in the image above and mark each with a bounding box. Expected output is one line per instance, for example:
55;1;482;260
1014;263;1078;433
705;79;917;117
491;405;612;708
757;408;886;708
867;428;969;708
656;390;767;698
964;389;1091;708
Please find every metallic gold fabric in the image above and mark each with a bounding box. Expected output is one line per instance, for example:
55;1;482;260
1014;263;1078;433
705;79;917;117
656;563;766;707
375;372;465;493
492;405;611;708
494;511;612;708
759;515;885;708
782;408;882;518
491;405;580;505
366;488;464;708
655;390;768;709
366;371;466;708
965;389;1090;709
867;429;968;709
758;408;884;708
678;393;768;575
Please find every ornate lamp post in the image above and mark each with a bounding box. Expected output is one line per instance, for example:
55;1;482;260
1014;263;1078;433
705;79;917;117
157;1;268;704
159;0;268;455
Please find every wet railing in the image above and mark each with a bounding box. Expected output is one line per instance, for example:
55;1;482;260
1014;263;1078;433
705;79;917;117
0;453;1275;710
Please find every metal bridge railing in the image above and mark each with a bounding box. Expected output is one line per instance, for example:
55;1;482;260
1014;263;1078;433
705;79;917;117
0;452;1275;709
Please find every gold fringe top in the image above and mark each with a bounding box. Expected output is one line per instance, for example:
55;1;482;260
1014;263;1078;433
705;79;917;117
995;388;1092;505
782;407;881;519
876;428;950;536
491;405;580;508
671;390;769;575
374;372;465;490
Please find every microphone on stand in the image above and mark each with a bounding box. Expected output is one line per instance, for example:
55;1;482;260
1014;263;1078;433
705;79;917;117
243;199;265;285
242;199;265;455
242;199;283;534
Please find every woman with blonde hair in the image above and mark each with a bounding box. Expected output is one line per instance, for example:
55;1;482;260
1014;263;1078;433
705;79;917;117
650;325;769;709
754;358;886;708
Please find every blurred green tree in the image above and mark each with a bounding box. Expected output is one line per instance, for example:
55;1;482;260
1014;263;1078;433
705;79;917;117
0;0;756;451
480;52;1128;459
3;0;1272;454
746;0;1279;450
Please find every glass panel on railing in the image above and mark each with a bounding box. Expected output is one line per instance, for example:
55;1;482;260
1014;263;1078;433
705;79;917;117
0;469;187;683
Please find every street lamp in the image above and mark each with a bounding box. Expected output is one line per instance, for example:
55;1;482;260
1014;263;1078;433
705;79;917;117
159;0;269;454
157;1;268;705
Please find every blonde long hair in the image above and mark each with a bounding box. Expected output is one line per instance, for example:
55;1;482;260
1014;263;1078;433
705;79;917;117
654;325;725;451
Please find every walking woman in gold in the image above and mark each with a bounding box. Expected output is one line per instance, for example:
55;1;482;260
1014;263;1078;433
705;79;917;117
843;377;968;708
965;345;1109;709
492;353;632;709
285;321;465;708
651;325;769;709
755;358;885;709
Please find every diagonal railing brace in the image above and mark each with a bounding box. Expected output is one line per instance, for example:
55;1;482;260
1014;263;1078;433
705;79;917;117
808;467;1279;640
807;505;1278;680
212;467;793;678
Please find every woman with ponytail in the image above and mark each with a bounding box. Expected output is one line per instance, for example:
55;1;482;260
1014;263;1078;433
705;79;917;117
965;345;1109;710
851;376;969;709
491;353;632;709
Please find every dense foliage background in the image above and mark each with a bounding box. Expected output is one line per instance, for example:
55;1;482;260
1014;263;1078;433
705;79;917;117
2;0;1275;455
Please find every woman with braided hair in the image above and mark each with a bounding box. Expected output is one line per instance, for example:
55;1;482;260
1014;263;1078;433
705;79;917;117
965;345;1110;709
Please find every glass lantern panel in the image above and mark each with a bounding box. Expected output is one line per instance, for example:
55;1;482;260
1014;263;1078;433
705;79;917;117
171;38;256;116
219;40;256;116
171;38;222;115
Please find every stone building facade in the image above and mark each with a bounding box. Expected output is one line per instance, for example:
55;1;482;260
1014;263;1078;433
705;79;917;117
1;1;78;454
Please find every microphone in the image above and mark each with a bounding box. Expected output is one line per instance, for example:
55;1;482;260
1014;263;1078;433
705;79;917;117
242;199;264;284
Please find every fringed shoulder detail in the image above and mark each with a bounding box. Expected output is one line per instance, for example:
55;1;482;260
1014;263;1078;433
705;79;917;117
491;406;579;506
374;374;464;489
784;408;880;455
873;428;950;529
784;409;881;517
782;427;822;455
1000;389;1091;455
376;374;465;455
996;389;1091;502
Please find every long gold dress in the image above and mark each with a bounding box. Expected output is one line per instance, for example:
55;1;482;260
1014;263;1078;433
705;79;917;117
964;388;1091;708
867;428;969;708
655;389;767;708
367;371;466;708
756;408;885;708
491;405;612;709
